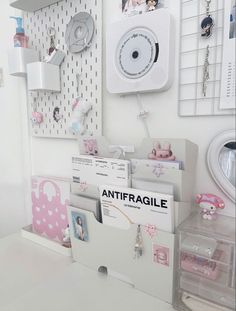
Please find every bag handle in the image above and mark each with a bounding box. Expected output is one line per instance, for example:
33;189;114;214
39;179;61;199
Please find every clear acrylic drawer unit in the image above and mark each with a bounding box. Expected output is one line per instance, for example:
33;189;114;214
174;212;236;311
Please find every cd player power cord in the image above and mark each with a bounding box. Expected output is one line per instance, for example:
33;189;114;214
136;93;151;138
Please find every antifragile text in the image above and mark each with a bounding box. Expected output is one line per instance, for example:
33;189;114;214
101;189;168;208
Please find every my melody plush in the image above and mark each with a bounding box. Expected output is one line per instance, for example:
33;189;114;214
148;141;176;161
196;193;225;220
69;97;92;135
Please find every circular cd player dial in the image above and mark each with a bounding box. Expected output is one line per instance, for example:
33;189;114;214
116;28;159;79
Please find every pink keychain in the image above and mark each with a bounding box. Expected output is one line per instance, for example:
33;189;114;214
31;98;43;125
195;193;225;220
31;111;43;125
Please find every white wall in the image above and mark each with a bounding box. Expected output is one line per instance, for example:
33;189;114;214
0;2;29;237
32;0;235;217
0;0;234;238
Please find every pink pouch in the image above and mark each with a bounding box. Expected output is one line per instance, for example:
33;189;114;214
181;252;220;280
32;177;70;242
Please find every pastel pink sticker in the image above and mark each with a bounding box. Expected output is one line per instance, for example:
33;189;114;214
153;244;170;267
79;181;88;192
145;224;157;238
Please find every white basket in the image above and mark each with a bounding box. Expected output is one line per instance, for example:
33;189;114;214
27;62;60;92
8;48;38;77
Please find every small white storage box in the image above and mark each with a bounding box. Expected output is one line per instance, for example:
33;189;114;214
8;47;38;77
27;62;60;92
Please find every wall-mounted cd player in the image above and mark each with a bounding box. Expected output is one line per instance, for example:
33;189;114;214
106;9;175;95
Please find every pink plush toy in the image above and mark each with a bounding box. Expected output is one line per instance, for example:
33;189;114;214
69;98;92;135
31;111;43;125
83;138;98;156
148;142;176;161
196;193;225;220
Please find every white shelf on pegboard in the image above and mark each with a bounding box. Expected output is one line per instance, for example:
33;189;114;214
9;0;63;12
8;47;39;77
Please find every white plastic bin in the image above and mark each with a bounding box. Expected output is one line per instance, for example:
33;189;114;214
8;47;38;77
27;62;60;92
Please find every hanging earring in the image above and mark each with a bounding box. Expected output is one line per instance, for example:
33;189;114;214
134;225;143;259
202;45;210;97
201;0;214;38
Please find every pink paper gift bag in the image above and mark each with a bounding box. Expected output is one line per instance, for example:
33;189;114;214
31;176;70;242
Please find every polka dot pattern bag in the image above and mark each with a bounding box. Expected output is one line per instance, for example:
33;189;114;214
31;176;70;242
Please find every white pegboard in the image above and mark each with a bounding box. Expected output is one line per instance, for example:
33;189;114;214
178;0;235;116
24;0;102;138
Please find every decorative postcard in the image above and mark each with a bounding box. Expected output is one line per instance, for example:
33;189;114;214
122;0;165;17
71;211;89;242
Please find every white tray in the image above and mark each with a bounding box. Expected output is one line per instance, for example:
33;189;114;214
21;225;71;257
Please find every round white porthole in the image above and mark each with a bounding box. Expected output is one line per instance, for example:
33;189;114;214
65;12;94;53
115;28;159;79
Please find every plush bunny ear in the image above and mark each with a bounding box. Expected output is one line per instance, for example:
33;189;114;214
215;197;225;209
162;142;171;151
154;141;161;150
72;99;79;111
195;194;203;204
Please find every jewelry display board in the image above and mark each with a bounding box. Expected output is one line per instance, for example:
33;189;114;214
24;0;102;138
178;0;235;116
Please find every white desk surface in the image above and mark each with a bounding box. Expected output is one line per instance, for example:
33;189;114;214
0;233;175;311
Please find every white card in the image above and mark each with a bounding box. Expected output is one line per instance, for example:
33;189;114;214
70;193;100;221
100;185;174;233
132;178;174;196
131;158;182;174
72;155;131;188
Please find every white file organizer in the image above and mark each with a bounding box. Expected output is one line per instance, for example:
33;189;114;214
76;137;198;202
68;206;175;303
69;187;191;230
69;137;198;303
